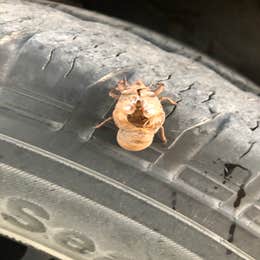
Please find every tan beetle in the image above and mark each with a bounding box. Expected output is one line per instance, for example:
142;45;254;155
95;80;177;151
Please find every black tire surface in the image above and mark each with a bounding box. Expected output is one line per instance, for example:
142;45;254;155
0;1;260;259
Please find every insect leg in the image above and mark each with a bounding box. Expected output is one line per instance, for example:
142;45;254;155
159;126;167;143
153;83;164;96
95;116;113;128
116;79;128;92
160;96;177;105
123;76;130;87
109;88;120;99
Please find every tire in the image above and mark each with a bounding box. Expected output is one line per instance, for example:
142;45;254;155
0;1;259;260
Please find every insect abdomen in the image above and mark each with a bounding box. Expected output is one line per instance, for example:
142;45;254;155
117;129;154;151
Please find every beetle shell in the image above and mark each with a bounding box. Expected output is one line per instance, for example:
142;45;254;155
113;83;165;131
95;80;176;151
112;81;165;151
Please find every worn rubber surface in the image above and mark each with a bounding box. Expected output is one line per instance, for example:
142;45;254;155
0;1;260;259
